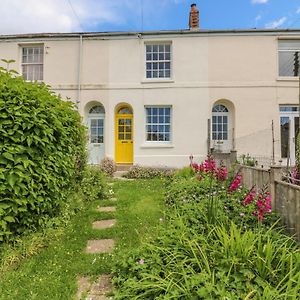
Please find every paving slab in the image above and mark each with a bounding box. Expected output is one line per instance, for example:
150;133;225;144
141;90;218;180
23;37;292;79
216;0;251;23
96;206;116;213
89;274;113;295
76;276;91;299
85;239;115;254
92;219;116;229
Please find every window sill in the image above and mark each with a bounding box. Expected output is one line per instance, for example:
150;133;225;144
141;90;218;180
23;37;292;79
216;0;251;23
140;143;174;149
277;77;299;82
141;79;174;84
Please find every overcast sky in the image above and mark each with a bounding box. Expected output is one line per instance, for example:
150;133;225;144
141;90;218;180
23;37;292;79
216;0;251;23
0;0;300;35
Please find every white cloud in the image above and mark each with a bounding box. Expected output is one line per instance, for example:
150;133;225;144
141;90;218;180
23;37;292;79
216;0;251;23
265;17;287;28
0;0;133;35
297;7;300;14
255;15;262;22
252;0;269;4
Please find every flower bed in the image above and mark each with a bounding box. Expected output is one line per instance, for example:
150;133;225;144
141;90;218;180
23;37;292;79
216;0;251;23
112;157;300;299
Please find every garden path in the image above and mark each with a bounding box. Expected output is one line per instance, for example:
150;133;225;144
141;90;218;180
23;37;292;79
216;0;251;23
79;182;117;300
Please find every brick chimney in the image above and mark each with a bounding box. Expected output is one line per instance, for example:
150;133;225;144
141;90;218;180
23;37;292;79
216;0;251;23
189;3;199;30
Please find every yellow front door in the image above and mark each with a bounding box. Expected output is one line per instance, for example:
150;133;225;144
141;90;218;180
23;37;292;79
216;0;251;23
115;112;133;163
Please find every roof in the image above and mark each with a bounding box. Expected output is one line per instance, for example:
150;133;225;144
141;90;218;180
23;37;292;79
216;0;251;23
1;28;300;40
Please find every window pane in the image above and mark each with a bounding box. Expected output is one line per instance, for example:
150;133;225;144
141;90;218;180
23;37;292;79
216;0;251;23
280;117;289;158
279;51;295;76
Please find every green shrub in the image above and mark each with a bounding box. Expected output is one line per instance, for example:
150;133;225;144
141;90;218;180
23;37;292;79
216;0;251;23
0;70;87;241
164;176;214;206
173;166;195;179
80;167;108;202
124;165;174;179
100;157;116;176
239;154;257;167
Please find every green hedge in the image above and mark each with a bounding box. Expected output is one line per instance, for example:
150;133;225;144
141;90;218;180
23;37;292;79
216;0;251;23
0;70;87;241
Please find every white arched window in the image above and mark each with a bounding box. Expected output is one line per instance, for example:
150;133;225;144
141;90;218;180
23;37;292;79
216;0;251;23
212;104;229;141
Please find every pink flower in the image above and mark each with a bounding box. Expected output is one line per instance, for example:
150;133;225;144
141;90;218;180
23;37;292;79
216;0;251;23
243;189;256;206
228;174;242;193
240;212;245;217
138;259;145;265
216;165;228;181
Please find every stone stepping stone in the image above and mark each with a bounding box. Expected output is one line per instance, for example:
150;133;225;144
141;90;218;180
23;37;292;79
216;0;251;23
107;182;114;186
110;197;117;201
92;219;116;229
88;274;113;298
76;276;91;299
97;206;116;213
85;239;115;254
77;275;113;300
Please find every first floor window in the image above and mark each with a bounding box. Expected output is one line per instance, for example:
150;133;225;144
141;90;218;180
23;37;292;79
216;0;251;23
21;45;44;81
146;106;171;142
278;40;300;77
146;43;171;79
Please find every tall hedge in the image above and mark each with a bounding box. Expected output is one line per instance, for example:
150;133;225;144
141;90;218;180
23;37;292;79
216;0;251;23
0;70;87;241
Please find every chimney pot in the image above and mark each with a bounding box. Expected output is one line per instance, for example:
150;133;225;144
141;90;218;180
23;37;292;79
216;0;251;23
189;3;199;30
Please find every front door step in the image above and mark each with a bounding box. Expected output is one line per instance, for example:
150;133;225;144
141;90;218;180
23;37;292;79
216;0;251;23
97;206;116;212
92;219;116;229
116;164;132;171
85;239;115;254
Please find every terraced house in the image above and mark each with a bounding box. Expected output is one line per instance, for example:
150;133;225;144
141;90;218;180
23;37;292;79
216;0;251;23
0;4;299;168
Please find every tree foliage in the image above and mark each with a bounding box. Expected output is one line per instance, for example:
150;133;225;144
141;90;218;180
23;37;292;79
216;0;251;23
0;69;87;241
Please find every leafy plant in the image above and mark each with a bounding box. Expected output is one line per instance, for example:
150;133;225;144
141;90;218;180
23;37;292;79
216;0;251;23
239;154;258;167
80;167;108;202
124;165;174;179
0;69;87;241
100;157;116;176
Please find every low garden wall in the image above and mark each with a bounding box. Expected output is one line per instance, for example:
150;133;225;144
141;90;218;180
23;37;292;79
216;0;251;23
274;180;300;241
239;165;300;241
239;165;271;191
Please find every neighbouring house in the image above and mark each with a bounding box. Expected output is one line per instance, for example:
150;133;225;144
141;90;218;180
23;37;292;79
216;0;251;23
0;4;299;168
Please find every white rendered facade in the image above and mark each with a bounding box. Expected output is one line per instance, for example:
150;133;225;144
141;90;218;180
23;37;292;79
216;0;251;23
0;29;299;167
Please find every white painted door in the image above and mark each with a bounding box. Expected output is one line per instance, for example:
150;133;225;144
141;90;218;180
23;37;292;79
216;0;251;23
211;104;232;152
87;116;105;164
280;106;299;165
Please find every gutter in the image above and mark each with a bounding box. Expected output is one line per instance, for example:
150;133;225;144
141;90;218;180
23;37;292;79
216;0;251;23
77;34;83;111
2;28;300;40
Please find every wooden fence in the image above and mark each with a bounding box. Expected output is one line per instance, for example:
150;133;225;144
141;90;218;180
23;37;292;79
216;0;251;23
238;165;300;241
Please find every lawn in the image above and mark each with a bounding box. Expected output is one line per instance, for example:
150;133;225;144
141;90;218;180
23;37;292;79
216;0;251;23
0;179;165;300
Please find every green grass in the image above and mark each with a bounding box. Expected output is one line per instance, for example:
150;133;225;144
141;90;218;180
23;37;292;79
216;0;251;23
0;179;164;300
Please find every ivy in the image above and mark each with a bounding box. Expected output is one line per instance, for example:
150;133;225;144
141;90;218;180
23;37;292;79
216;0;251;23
0;70;87;241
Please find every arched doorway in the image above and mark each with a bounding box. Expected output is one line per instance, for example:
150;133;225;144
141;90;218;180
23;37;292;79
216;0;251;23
211;103;232;152
115;105;133;164
87;104;105;164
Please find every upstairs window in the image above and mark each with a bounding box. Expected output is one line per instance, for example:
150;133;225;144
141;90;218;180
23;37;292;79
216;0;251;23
146;43;171;79
278;40;300;77
22;45;44;81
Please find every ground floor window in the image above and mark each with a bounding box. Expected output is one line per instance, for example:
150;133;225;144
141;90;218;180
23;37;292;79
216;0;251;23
145;106;171;142
212;104;229;141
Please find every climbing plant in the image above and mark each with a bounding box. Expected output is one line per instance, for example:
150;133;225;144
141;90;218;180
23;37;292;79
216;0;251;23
0;68;87;241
